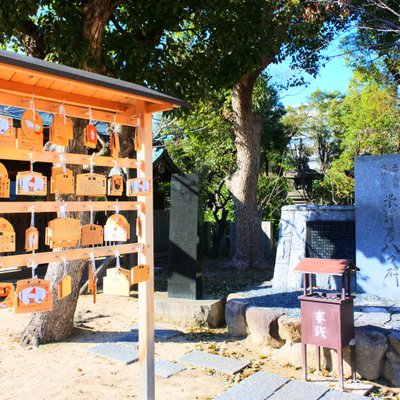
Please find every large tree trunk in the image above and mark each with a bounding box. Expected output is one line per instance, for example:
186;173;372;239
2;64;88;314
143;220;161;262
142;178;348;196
19;0;119;347
226;60;272;270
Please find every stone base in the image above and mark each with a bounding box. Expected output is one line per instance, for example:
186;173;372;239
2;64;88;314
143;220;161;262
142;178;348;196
155;293;225;328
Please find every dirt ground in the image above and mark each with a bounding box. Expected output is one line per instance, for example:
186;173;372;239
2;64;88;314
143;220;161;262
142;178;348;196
1;292;398;400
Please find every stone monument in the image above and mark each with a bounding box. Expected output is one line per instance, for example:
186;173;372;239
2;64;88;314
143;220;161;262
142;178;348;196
168;173;203;299
355;154;400;299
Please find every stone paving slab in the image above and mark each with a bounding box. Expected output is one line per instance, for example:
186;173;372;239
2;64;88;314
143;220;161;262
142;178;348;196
214;371;289;400
320;391;369;400
179;350;249;374
88;343;138;364
268;379;329;400
155;360;186;378
129;324;183;341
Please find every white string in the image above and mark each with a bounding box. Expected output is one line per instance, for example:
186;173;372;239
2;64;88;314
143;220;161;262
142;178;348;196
136;114;141;127
89;251;96;273
59;204;67;218
59;152;67;174
114;201;119;216
114;251;121;271
29;94;36;121
29;152;34;173
89;204;94;225
61;256;67;276
59;103;67;125
30;206;35;228
88;106;93;125
89;155;94;174
28;260;37;280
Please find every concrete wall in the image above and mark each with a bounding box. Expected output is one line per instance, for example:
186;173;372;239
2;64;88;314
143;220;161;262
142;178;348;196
272;205;355;288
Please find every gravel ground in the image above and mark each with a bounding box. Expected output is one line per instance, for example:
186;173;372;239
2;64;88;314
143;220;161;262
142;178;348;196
234;286;399;318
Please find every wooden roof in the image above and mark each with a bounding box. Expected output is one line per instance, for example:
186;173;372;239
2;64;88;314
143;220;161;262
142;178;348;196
294;258;356;276
0;50;188;126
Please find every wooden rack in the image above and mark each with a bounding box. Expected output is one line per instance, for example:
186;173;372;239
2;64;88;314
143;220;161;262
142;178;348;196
0;201;143;214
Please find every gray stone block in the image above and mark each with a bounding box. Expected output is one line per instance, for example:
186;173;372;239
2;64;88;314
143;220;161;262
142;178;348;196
214;371;288;400
387;331;400;355
320;390;369;400
225;297;248;337
355;327;388;380
155;295;224;328
179;350;249;374
382;349;400;387
155;360;186;378
268;379;329;400
128;324;183;341
88;343;139;364
246;307;284;349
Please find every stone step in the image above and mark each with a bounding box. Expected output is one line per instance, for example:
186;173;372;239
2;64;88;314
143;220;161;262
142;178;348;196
179;350;249;374
214;371;288;400
88;342;138;364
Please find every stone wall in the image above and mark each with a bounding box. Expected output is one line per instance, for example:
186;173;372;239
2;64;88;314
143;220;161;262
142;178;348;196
272;205;355;288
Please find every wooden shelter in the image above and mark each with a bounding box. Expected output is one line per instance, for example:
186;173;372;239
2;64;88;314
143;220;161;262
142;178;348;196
0;50;188;399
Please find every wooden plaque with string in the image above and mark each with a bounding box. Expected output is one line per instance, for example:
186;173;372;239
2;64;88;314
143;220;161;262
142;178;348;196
50;167;75;194
50;115;73;147
0;161;10;198
19;110;43;150
127;178;151;197
45;217;81;249
81;224;104;246
25;226;39;252
0;217;15;253
57;275;72;300
103;267;131;297
15;278;53;314
108;174;124;196
0;282;14;308
104;214;130;242
84;124;98;149
131;264;150;284
76;173;106;197
87;261;97;304
16;171;47;196
0;115;16;149
110;132;120;158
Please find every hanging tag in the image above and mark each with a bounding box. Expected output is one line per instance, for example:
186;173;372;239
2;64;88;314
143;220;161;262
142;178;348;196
19;109;43;150
45;217;81;249
16;171;47;196
25;225;39;253
104;213;130;242
0;115;16;148
87;256;97;304
103;267;131;297
76;173;106;196
0;161;10;198
126;178;151;197
0;217;15;253
50;167;75;195
131;265;150;284
108;174;124;196
57;258;72;300
136;216;142;239
0;282;15;308
110;132;120;158
50;114;73;147
15;278;53;314
81;224;104;246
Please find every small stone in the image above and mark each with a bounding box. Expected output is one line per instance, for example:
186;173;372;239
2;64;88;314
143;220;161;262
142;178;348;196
382;349;400;387
246;307;284;349
225;297;249;337
355;327;388;380
278;316;301;344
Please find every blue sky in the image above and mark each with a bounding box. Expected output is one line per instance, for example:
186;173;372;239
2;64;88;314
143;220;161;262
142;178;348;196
269;37;354;107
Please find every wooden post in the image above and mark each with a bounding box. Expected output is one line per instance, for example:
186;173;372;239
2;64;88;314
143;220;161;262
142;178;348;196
137;103;155;399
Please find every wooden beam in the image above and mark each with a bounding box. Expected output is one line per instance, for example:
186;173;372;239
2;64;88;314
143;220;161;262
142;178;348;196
0;78;131;113
0;243;143;269
145;102;174;114
0;90;138;126
138;104;155;399
0;148;138;169
0;201;142;214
